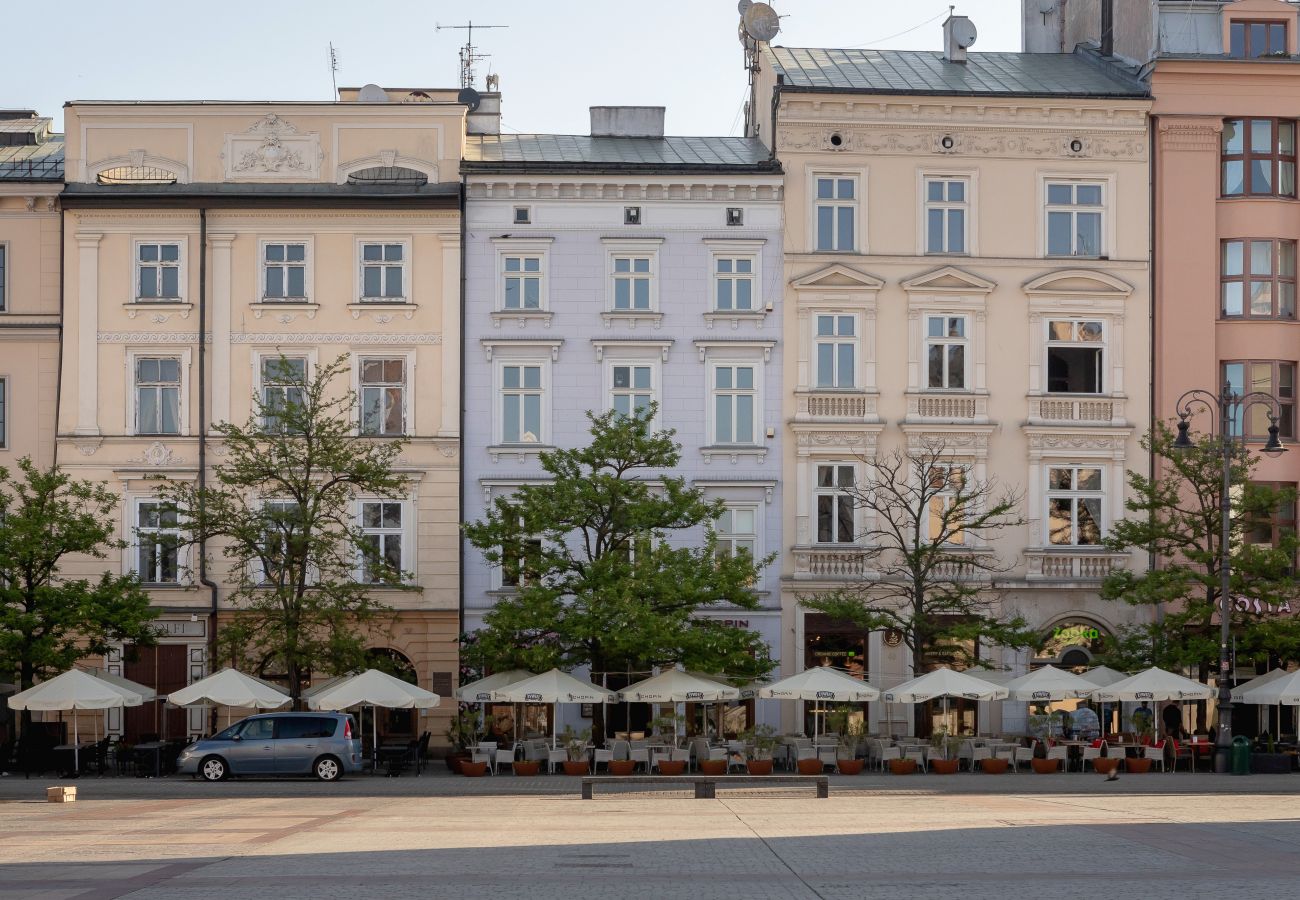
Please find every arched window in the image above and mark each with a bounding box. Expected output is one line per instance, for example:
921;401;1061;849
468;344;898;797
96;165;178;185
346;166;428;187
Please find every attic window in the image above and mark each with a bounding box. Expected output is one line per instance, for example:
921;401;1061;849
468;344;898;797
96;166;177;185
346;166;429;186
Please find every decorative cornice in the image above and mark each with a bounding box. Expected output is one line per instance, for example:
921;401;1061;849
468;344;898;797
780;127;1146;161
1158;120;1222;153
465;181;783;202
99;332;209;344
96;331;442;345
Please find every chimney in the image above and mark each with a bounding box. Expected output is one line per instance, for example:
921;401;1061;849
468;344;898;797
943;13;977;64
1100;0;1114;56
590;106;665;138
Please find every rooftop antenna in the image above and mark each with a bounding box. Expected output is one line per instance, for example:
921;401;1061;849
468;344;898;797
436;20;508;90
739;2;782;138
328;43;340;99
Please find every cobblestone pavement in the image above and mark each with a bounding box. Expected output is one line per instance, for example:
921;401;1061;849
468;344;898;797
1;772;1296;899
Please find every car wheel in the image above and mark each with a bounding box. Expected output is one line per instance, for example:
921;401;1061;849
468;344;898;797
200;756;228;782
314;755;342;782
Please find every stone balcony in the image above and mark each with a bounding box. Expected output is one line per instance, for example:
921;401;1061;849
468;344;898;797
790;546;873;580
1024;548;1129;581
905;391;990;423
1027;395;1126;427
793;389;879;422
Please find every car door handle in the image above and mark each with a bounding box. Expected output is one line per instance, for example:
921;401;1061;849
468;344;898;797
262;745;273;750
303;744;315;749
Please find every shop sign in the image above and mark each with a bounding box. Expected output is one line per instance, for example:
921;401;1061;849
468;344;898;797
152;619;205;638
720;619;750;628
883;629;904;647
1232;597;1293;615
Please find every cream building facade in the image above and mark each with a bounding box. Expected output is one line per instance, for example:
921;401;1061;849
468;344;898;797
56;90;465;741
754;20;1155;734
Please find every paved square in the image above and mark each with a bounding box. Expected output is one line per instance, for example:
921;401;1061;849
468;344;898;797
1;773;1296;899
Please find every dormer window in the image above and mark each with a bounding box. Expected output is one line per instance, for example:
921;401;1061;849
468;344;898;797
96;166;177;185
346;166;428;186
1230;20;1288;59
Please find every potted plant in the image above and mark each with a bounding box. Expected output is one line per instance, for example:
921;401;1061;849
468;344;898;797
1092;757;1120;775
980;756;1009;774
888;756;918;775
698;757;727;775
560;726;591;775
836;720;865;775
445;708;480;774
460;759;488;777
513;758;541;776
927;728;961;775
1126;722;1154;773
1251;734;1292;774
742;724;778;775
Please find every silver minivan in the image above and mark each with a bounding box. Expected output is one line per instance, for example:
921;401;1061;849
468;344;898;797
176;712;362;781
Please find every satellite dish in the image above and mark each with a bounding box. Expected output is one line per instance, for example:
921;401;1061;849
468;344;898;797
358;84;388;102
457;87;482;112
738;0;753;13
743;3;780;43
951;18;978;49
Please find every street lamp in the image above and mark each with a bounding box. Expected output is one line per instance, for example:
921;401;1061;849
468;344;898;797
1172;382;1285;774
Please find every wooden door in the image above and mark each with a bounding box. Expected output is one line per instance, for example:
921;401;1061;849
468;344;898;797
123;645;188;741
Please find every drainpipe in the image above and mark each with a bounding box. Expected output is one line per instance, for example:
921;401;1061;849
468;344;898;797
197;208;219;718
1148;117;1161;633
52;194;65;468
769;75;782;161
458;178;467;636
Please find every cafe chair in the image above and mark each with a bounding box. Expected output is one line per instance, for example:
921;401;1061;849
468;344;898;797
1143;739;1167;772
1045;742;1069;771
1081;739;1106;772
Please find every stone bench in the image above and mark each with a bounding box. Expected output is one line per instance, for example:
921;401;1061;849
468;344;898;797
580;774;829;800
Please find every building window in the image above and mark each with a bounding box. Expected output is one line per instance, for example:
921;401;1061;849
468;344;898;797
1229;20;1287;58
711;365;757;444
926;315;967;390
1245;483;1297;559
359;243;405;301
1045;182;1103;257
714;256;756;311
261;356;307;432
611;256;652;310
263;243;307;301
714;505;758;559
814;175;856;251
501;522;543;588
610;364;654;418
815;464;856;544
513;206;531;225
1223;119;1297;197
134;356;181;435
503;255;543;310
924;177;967;254
1046;466;1103;546
1223;360;1296;439
135;500;180;584
624;206;641;225
927;465;966;545
136;242;181;300
0;244;6;312
726;207;744;226
815;315;856;389
1046;320;1104;394
260;500;302;585
501;364;544;444
1222;239;1296;319
359;358;406;436
358;500;404;583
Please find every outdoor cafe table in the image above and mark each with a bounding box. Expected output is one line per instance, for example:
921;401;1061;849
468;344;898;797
52;742;95;776
132;741;166;778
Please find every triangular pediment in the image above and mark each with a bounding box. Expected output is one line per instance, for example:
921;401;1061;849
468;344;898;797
901;265;996;294
1024;269;1133;297
790;263;884;291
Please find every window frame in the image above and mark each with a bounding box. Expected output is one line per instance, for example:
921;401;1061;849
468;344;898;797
253;351;314;433
500;252;547;312
1220;238;1297;320
355;354;410;437
814;462;858;545
606;359;659;425
131;498;184;585
494;358;550;446
356;238;410;303
1045;318;1106;396
922;175;970;255
1222;118;1297;198
1229;19;1289;59
811;172;860;253
712;254;758;312
132;239;186;303
1043;180;1106;259
924;314;970;392
132;354;184;436
355;498;412;584
713;502;761;560
1222;359;1296;440
608;253;657;312
258;498;310;586
708;361;762;446
259;238;312;303
1244;481;1297;558
813;312;858;390
1044;465;1105;548
926;463;968;545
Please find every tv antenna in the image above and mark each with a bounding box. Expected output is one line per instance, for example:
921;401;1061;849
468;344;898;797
436;20;508;90
328;43;340;98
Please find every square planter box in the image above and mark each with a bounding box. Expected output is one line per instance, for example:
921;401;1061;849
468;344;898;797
1250;753;1292;774
47;786;76;803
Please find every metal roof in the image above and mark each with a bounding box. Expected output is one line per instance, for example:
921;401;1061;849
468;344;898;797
462;134;778;174
0;116;64;182
765;47;1150;98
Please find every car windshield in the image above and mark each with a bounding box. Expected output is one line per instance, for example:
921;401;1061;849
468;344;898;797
212;724;241;740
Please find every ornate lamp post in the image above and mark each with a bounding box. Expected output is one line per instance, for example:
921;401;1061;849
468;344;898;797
1172;383;1286;774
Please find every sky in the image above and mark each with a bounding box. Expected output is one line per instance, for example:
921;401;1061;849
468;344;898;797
0;0;1022;137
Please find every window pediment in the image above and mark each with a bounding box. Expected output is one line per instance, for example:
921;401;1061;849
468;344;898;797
1024;269;1133;298
902;265;995;295
790;263;884;292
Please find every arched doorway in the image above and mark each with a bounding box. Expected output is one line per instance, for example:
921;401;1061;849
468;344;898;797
365;648;418;740
1034;619;1109;670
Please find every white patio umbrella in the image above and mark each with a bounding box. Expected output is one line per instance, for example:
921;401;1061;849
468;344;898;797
455;670;535;742
84;669;157;701
307;669;441;762
1078;665;1130;736
885;667;1007;738
1002;665;1096;701
1231;668;1291;738
1236;669;1300;739
491;669;615;748
620;670;739;746
760;666;880;737
168;668;290;729
1091;667;1214;738
7;670;145;770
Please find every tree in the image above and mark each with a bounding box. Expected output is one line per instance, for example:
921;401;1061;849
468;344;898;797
1100;422;1300;671
801;440;1038;676
159;355;411;705
463;407;776;740
0;458;158;726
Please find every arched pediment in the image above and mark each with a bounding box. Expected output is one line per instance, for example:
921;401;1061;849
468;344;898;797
1023;269;1134;297
336;153;439;185
901;265;996;294
790;263;884;292
88;151;189;184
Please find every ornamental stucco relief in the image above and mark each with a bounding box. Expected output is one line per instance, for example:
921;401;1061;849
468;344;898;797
223;114;322;179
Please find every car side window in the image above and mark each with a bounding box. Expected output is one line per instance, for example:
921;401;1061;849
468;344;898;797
241;718;275;741
275;717;336;739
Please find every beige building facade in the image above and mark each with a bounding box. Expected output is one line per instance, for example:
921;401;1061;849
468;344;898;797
56;91;465;741
755;23;1154;735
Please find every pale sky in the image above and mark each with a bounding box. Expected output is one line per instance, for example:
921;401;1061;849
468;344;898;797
1;0;1022;137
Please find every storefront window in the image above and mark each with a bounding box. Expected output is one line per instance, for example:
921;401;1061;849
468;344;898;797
804;614;871;736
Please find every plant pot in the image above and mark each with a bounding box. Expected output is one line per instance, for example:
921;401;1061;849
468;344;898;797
1030;758;1060;774
746;759;773;775
562;760;590;776
445;752;471;774
1124;757;1152;774
608;759;637;776
929;758;960;775
1092;757;1120;775
460;761;488;777
1250;752;1293;774
698;759;727;776
512;760;540;776
797;758;825;775
979;758;1009;774
888;758;918;775
836;758;864;775
657;760;687;776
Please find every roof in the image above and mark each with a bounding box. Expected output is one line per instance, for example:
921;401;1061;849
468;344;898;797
765;47;1150;99
0;116;64;182
462;134;779;174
